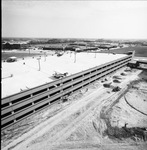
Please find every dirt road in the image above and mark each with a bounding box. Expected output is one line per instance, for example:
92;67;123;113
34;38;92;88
2;68;147;150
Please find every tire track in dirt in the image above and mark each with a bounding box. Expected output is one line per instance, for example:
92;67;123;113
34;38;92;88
4;86;107;150
27;87;128;150
26;88;111;150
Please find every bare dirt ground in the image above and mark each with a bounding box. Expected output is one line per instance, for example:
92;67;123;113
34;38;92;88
1;67;147;150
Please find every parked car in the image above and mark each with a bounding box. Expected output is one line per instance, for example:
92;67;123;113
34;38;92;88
6;57;17;62
112;86;121;92
103;82;112;88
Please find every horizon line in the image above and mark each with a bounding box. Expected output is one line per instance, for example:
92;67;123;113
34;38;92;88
2;37;147;41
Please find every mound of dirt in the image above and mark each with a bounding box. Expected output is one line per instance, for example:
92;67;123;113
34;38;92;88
138;71;147;80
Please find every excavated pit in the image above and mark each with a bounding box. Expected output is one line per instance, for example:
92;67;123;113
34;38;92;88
100;77;147;142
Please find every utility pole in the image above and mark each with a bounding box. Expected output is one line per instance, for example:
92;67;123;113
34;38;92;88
94;50;97;58
132;51;135;61
74;49;77;63
62;44;67;55
37;58;41;71
44;52;47;62
63;44;66;53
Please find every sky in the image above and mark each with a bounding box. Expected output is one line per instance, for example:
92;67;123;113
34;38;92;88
2;0;147;39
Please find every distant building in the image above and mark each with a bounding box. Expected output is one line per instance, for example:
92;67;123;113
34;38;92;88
97;44;118;50
2;42;21;49
2;42;29;50
43;46;76;51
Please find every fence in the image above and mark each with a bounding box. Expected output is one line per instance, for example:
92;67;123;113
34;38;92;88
1;55;132;130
